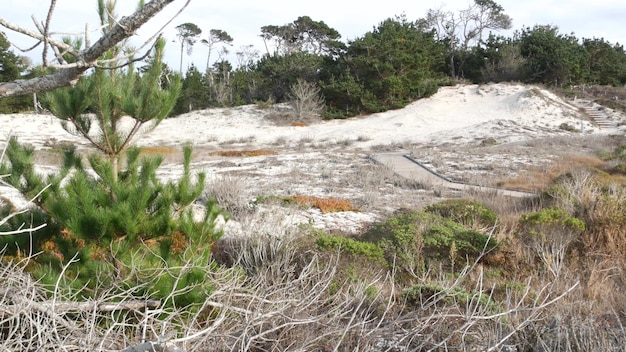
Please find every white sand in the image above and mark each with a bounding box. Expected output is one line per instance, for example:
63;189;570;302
1;83;618;150
2;83;624;236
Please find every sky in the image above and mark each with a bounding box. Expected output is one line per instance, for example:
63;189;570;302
2;0;626;73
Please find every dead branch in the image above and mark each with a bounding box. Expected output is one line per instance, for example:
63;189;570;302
0;0;183;98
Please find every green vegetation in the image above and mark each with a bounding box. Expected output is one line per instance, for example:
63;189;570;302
359;209;498;278
316;232;385;264
0;1;218;307
402;283;501;314
4;0;626;350
3;1;626;117
164;3;626;118
424;198;498;228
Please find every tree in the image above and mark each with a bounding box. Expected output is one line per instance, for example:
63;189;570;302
425;0;512;79
287;78;325;122
42;37;181;179
475;34;526;82
321;16;448;117
0;0;184;98
3;0;220;308
202;29;233;73
201;29;233;103
173;63;207;114
255;51;323;102
175;22;202;73
582;38;626;86
518;25;586;86
0;32;31;111
260;16;344;56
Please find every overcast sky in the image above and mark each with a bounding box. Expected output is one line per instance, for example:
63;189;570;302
3;0;626;72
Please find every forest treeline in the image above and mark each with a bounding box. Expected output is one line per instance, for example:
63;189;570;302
2;0;626;117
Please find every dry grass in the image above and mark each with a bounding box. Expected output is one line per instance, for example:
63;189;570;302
139;145;179;155
283;195;359;213
497;155;608;191
211;149;277;157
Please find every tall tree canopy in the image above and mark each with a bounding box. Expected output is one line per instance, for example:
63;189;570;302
425;0;512;79
175;22;202;72
581;38;626;86
0;32;31;111
518;25;586;86
260;16;344;56
321;16;448;117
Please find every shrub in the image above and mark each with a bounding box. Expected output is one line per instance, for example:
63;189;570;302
559;122;578;132
518;208;585;277
212;149;277;157
0;203;58;257
205;173;250;217
287;78;325;122
423;220;498;261
362;209;498;279
316;232;385;264
424;199;498;228
290;195;359;213
2;140;222;306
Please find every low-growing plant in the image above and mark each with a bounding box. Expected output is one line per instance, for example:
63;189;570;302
139;145;179;156
402;283;501;314
423;220;498;261
362;209;498;280
518;208;585;277
425;198;498;228
205;173;250;217
559;122;578;132
316;232;385;264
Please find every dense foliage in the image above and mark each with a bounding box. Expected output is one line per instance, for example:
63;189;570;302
168;10;626;119
0;32;31;112
2;1;626;117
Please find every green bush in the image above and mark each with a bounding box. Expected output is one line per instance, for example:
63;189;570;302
0;203;58;257
517;208;585;275
362;209;498;278
39;145;222;300
316;232;385;264
424;199;498;228
519;208;585;240
424;220;498;260
1;139;222;307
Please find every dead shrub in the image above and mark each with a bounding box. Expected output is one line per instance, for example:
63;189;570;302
205;174;250;216
498;155;607;191
287;78;325;122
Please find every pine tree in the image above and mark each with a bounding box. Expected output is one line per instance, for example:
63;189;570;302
11;0;224;306
42;38;180;179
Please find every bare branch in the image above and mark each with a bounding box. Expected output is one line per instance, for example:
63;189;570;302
0;0;180;98
42;0;58;67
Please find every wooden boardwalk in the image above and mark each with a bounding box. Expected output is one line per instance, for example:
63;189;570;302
371;153;536;198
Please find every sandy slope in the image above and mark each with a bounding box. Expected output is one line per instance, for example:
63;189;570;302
2;83;625;236
1;83;619;150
